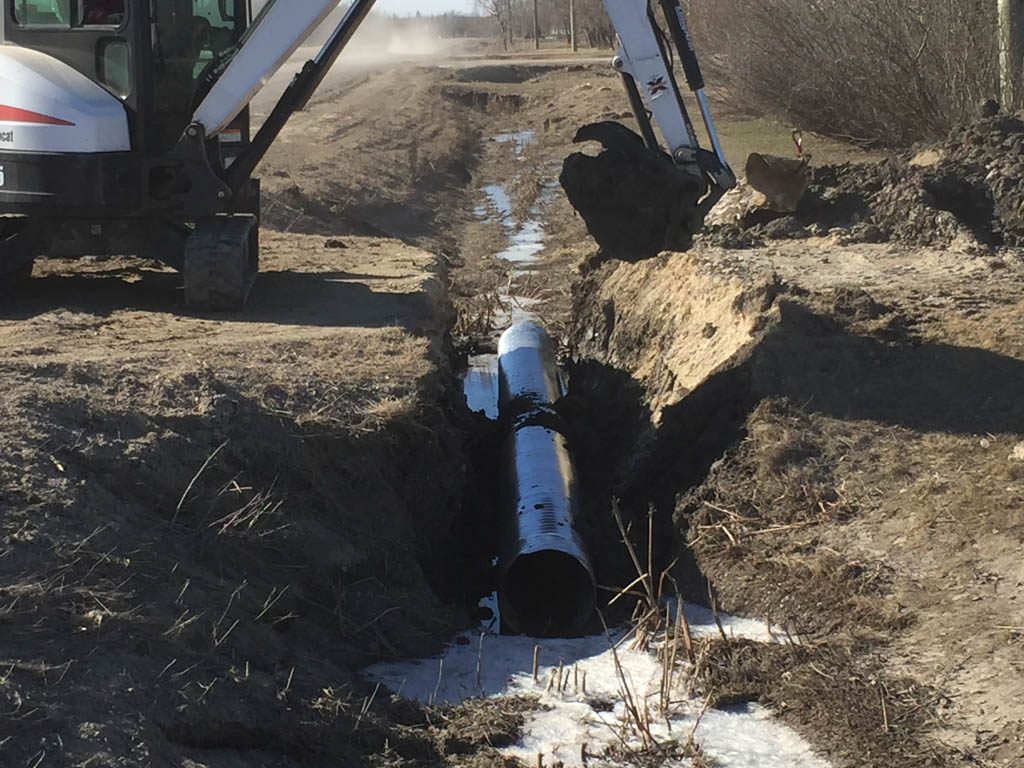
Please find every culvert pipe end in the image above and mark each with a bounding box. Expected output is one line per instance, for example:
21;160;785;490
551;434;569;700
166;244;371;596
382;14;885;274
497;323;596;637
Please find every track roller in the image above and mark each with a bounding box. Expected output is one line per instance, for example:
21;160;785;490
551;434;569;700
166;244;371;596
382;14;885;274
183;214;259;311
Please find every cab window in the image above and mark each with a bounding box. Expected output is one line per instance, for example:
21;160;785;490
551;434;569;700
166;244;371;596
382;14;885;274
152;0;240;76
82;0;125;26
13;0;73;26
12;0;126;27
150;0;243;148
190;0;241;75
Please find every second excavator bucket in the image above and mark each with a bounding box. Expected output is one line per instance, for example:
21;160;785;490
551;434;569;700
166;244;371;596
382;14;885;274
744;152;811;213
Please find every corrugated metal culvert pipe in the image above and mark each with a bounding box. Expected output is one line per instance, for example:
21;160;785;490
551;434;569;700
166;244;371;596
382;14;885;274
497;321;596;637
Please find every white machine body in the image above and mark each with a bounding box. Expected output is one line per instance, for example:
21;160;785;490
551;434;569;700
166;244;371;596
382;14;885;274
192;0;343;136
604;0;696;157
0;46;130;153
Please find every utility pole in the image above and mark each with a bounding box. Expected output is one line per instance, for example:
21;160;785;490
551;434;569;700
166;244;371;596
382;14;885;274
569;0;578;52
533;0;540;50
999;0;1024;109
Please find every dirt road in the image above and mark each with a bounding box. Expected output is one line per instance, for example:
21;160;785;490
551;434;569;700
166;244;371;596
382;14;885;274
2;48;1022;768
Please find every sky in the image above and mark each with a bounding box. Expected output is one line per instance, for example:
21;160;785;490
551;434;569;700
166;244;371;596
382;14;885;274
375;0;478;16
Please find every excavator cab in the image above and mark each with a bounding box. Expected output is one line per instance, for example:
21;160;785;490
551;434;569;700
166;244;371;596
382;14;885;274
0;0;257;303
4;0;251;158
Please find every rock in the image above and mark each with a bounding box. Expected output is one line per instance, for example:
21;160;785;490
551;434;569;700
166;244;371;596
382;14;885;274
910;149;944;168
745;153;811;212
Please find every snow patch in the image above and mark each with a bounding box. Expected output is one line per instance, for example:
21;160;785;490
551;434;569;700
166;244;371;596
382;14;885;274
363;604;829;768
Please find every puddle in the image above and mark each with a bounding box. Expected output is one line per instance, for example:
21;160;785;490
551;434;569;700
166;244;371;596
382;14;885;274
462;129;551;421
493;129;535;156
499;218;547;264
463;355;499;420
478;180;554;266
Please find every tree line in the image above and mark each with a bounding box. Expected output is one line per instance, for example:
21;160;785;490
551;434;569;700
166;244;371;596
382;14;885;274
474;0;616;49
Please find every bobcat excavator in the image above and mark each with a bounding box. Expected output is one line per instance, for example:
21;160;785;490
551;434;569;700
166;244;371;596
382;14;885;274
0;0;741;308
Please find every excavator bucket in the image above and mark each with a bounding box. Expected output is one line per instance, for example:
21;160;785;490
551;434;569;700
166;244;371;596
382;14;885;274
743;152;811;213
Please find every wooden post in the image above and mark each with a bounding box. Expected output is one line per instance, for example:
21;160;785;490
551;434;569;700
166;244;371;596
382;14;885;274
569;0;578;52
534;0;540;50
1000;0;1024;109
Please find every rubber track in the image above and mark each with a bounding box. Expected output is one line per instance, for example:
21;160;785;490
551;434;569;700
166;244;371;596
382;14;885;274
184;215;258;311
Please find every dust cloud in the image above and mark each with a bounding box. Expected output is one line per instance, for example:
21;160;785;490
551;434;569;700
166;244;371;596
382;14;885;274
306;7;463;64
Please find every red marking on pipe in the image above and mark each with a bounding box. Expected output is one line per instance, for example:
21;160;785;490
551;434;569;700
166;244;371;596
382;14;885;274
0;105;75;126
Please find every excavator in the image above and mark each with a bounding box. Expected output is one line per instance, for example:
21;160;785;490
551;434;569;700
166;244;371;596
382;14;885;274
0;0;740;309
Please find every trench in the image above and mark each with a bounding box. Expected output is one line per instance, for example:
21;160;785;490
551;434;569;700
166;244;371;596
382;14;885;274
462;128;554;419
440;109;735;641
457;128;579;634
354;102;833;763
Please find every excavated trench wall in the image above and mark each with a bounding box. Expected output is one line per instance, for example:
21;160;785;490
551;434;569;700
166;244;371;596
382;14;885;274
565;252;785;604
572;252;779;421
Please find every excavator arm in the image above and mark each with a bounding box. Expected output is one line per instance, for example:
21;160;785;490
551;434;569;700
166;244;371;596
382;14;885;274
172;0;379;214
561;0;736;259
606;0;734;193
174;0;730;255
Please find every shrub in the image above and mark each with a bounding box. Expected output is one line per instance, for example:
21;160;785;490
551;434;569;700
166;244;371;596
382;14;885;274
687;0;1000;147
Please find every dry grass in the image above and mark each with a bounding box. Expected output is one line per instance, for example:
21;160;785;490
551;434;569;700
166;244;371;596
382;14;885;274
681;399;908;641
591;501;730;765
693;638;959;768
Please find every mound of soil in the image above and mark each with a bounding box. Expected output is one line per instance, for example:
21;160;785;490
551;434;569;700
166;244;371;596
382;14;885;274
707;113;1024;250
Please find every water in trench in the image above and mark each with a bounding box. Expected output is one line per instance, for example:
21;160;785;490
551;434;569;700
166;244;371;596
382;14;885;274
463;129;555;425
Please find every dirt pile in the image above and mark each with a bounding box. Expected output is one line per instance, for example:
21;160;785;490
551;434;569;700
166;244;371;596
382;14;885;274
567;242;1024;766
706;113;1024;250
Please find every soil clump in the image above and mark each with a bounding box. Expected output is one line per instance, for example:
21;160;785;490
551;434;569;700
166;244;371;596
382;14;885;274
706;113;1024;251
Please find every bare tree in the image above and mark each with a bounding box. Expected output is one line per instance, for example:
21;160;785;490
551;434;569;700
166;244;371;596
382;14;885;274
1000;0;1024;108
474;0;615;51
475;0;512;49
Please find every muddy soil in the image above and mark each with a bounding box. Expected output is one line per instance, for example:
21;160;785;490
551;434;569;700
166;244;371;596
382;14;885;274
707;112;1024;252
